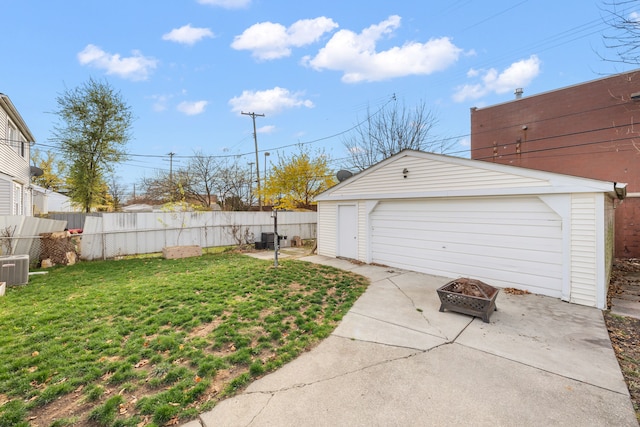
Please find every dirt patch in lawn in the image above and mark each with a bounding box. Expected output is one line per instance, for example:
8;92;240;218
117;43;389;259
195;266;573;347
605;259;640;422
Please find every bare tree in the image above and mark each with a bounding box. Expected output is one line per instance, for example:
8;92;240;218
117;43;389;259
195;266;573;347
139;170;177;205
341;99;451;171
106;174;127;211
179;151;221;209
601;0;640;64
214;158;253;210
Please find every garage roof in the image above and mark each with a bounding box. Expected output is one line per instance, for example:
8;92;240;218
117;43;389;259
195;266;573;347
317;150;626;201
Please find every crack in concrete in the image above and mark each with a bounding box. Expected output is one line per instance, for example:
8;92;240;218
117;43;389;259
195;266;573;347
246;393;275;426
387;276;455;340
243;338;426;398
341;310;448;343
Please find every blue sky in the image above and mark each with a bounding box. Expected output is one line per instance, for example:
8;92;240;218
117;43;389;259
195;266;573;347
2;0;638;196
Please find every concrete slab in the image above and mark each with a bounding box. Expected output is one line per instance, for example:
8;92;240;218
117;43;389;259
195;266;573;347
245;250;290;261
611;297;640;320
457;292;630;394
201;343;636;427
333;273;472;348
246;336;418;393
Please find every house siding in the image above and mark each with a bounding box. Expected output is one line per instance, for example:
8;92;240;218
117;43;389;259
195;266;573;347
317;201;337;258
570;193;598;307
330;155;551;199
0;178;10;215
0;95;33;216
357;202;367;262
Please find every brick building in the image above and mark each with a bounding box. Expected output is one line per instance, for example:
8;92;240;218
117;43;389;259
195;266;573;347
470;70;640;258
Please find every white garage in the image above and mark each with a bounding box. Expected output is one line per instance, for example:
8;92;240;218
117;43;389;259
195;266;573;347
315;150;625;309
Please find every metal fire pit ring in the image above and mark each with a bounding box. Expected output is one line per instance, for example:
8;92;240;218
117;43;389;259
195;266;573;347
437;278;499;323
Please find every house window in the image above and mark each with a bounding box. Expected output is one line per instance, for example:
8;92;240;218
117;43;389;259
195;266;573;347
8;121;24;157
13;182;23;215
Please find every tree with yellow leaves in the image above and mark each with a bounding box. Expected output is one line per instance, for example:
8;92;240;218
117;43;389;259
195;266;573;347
261;147;336;210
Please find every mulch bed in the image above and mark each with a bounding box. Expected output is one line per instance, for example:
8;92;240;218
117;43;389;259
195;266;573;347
605;259;640;421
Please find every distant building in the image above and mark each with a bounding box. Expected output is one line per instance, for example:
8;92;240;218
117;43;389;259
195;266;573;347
32;185;80;214
0;93;35;215
470;70;640;257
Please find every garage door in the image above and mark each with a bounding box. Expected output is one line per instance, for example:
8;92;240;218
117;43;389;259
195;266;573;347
370;197;563;298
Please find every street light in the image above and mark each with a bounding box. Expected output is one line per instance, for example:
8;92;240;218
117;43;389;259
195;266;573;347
264;152;270;208
264;152;270;181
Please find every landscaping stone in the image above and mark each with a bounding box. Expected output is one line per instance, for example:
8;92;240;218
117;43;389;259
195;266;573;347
162;245;202;259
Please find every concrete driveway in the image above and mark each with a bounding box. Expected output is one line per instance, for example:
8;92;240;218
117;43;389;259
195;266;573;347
184;255;637;426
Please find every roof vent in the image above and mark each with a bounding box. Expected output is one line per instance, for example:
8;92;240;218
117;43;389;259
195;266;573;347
514;88;524;99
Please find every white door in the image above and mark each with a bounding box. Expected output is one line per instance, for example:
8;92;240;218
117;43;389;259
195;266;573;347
370;197;564;298
337;204;358;259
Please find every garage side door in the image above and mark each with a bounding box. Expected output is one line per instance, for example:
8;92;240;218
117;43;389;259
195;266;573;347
370;197;563;298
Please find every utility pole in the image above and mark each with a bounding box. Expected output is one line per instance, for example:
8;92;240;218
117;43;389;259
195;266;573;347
241;111;265;210
162;152;178;202
248;162;254;209
167;152;176;185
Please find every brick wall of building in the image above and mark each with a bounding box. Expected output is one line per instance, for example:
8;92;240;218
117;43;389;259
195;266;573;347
471;70;640;257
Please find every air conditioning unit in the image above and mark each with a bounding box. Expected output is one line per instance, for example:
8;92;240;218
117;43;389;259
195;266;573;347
0;255;29;286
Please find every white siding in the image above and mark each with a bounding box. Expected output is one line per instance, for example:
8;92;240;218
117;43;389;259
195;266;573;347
369;196;564;297
357;202;367;262
570;194;598;306
317;201;337;257
330;156;551;198
0;178;10;215
0;101;32;216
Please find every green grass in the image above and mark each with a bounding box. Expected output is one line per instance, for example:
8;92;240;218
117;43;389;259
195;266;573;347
0;251;368;426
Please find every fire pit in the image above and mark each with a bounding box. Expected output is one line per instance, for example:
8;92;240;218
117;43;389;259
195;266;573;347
437;278;499;323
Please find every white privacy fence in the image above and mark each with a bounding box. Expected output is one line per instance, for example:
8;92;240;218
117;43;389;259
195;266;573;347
0;215;67;260
80;211;317;260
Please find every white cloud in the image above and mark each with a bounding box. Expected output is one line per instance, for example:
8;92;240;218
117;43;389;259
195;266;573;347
453;55;541;102
149;94;172;112
197;0;251;8
258;125;276;134
303;15;462;83
231;17;338;60
77;44;157;81
177;100;209;115
228;87;314;115
162;24;214;45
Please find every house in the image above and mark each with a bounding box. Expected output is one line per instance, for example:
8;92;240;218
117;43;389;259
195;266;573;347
0;93;35;216
32;185;79;214
315;150;625;309
470;70;640;258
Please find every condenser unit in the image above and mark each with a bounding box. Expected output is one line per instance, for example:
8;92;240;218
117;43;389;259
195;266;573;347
0;255;29;286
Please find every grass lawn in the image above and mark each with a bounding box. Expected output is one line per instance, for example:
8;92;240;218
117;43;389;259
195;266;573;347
0;250;369;427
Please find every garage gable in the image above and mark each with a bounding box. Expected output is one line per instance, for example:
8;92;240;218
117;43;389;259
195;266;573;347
316;150;619;201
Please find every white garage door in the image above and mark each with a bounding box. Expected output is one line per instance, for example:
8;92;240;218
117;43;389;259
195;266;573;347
370;197;564;298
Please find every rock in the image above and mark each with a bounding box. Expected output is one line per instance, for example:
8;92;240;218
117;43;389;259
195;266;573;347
65;252;77;265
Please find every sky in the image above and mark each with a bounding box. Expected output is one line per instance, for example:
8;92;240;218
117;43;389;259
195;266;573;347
2;0;639;198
